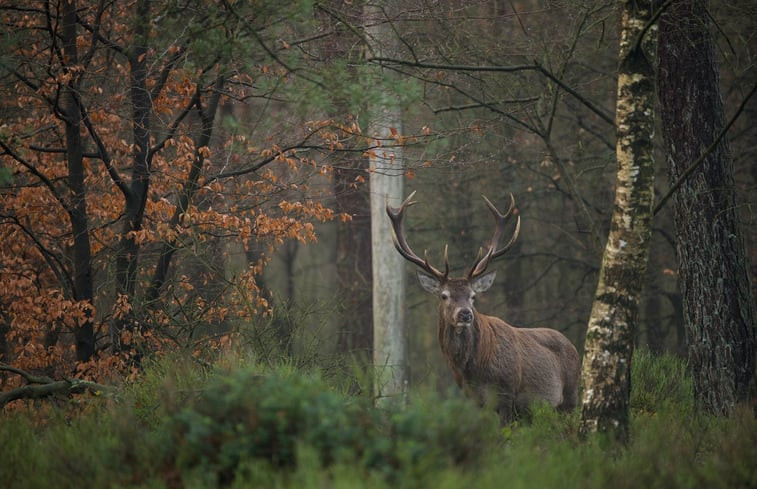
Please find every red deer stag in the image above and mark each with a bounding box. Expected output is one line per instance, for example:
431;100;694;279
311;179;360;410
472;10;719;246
387;192;580;421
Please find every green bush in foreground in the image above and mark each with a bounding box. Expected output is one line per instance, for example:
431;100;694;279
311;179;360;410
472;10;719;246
170;364;499;486
0;351;755;489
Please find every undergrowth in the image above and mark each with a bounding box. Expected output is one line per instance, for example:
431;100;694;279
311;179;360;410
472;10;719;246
0;350;754;489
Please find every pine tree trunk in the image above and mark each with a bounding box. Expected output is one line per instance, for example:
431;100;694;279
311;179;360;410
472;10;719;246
657;0;756;415
579;0;657;443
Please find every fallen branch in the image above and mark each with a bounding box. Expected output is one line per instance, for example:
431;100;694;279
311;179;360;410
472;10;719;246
0;364;115;409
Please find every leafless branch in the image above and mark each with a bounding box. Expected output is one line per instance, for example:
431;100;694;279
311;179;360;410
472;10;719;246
0;364;115;409
653;81;757;215
370;57;614;125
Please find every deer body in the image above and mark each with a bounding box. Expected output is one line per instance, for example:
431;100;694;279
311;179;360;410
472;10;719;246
388;192;580;421
444;309;580;418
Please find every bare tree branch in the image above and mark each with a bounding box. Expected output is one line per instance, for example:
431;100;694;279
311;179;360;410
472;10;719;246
0;213;75;298
369;57;614;125
653;81;756;215
0;140;71;214
0;364;115;409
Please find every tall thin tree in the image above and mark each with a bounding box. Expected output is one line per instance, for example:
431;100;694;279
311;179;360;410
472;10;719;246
364;4;408;407
60;0;96;361
579;0;657;443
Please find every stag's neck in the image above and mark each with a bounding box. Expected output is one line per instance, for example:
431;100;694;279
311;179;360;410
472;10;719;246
438;311;501;369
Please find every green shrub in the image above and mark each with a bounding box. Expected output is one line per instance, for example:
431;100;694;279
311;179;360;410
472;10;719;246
2;351;754;489
388;392;500;471
171;365;377;484
126;352;212;427
168;364;502;486
0;415;48;489
630;349;693;414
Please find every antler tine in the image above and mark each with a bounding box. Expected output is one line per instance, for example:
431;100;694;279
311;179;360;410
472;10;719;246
467;193;521;278
427;244;450;279
386;192;449;280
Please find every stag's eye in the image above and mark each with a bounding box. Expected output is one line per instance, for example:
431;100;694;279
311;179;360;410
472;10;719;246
440;291;450;300
470;292;476;302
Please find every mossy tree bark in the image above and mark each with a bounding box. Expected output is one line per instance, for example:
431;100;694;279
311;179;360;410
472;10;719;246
579;0;657;443
657;0;756;415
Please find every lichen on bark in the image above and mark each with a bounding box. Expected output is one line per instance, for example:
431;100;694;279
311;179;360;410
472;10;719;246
579;0;656;443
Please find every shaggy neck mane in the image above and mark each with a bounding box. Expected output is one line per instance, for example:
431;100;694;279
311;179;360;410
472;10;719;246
437;310;498;369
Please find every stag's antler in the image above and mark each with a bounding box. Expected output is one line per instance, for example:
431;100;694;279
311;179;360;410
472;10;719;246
466;194;521;279
386;191;449;281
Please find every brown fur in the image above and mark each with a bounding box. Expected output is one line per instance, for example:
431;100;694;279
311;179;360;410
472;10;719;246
428;276;580;422
387;193;580;422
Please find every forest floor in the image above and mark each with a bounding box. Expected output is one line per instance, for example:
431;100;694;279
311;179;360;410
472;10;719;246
1;350;755;489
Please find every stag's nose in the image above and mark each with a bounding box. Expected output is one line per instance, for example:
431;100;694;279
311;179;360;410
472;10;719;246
457;308;473;324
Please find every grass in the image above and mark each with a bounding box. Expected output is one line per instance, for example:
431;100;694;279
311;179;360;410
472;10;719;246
1;350;755;489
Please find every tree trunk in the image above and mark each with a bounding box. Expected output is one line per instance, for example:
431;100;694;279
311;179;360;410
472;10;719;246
579;0;657;443
657;0;756;415
365;4;408;407
146;78;223;305
61;0;95;362
315;2;374;359
334;167;373;357
113;0;152;352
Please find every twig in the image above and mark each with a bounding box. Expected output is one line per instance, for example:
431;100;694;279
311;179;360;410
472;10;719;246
369;57;614;125
653;81;756;216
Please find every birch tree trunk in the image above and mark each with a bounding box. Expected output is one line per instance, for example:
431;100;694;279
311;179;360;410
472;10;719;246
657;0;756;415
365;4;408;407
579;0;656;442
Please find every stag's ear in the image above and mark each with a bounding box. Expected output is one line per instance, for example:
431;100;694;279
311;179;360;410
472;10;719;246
472;271;496;293
417;271;441;294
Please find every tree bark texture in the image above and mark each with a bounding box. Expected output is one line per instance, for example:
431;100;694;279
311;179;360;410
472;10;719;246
335;168;373;357
319;2;374;359
365;4;408;407
61;0;96;361
370;144;407;407
579;0;656;442
114;0;153;352
657;0;756;415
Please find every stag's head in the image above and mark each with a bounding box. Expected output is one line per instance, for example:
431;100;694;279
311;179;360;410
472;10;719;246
386;192;521;330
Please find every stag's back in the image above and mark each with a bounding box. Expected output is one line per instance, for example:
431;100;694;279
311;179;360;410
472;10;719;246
474;314;580;415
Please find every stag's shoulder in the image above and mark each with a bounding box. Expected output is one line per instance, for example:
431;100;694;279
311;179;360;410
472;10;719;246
477;313;514;332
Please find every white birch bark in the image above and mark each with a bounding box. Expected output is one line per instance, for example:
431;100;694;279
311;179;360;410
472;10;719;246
579;0;657;442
